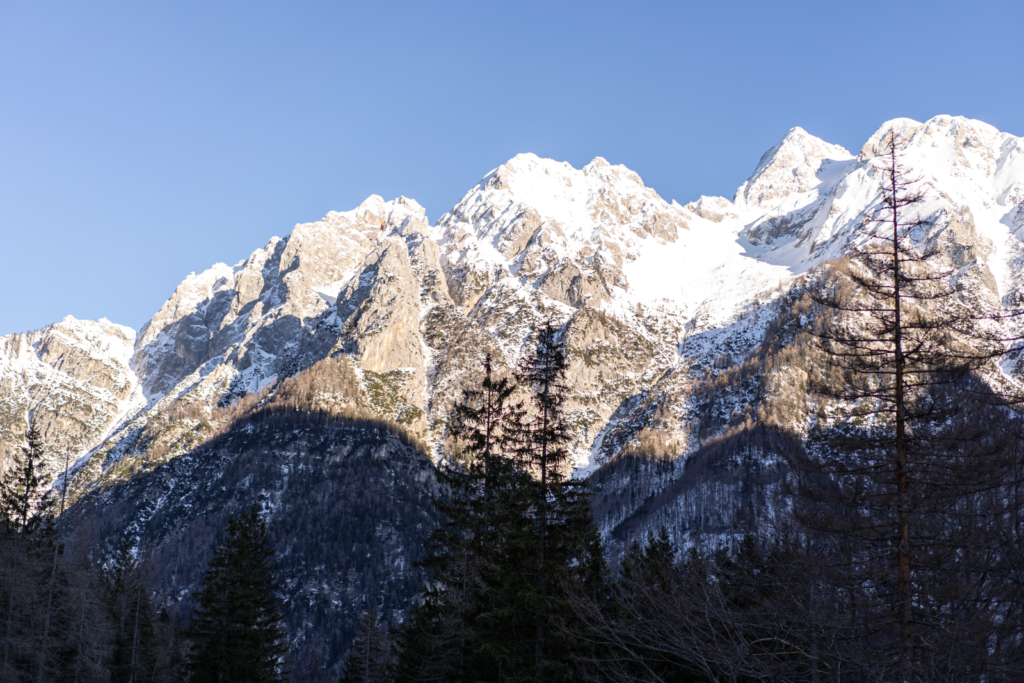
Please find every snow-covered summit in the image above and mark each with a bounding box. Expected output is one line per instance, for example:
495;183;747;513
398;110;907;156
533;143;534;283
735;127;853;207
434;152;691;321
729;116;1024;288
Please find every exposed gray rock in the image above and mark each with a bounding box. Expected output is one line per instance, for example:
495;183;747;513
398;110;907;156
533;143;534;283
0;317;140;483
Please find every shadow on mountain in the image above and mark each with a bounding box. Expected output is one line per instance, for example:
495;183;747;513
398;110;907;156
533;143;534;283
65;407;441;683
591;425;797;555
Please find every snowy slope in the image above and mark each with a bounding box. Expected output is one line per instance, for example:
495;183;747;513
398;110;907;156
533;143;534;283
0;316;142;483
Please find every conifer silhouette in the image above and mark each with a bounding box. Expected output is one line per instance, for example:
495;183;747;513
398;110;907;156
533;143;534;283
187;504;287;683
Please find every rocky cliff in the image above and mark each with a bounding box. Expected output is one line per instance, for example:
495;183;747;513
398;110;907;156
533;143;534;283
0;317;142;483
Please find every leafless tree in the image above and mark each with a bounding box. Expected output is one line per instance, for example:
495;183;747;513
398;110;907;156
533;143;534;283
565;534;880;683
793;127;1024;680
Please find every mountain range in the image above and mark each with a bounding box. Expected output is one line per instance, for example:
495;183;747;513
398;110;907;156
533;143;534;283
5;114;1022;485
2;114;1023;677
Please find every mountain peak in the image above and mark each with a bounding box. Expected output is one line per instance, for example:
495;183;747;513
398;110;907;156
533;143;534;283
858;115;1015;166
332;194;428;228
858;117;923;159
735;127;852;206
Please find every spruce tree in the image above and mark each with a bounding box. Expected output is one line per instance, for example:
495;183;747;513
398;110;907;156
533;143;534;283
187;505;287;683
0;420;52;535
515;321;605;681
0;420;52;679
393;355;533;682
450;354;519;501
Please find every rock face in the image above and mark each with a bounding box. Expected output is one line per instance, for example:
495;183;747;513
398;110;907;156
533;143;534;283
134;196;431;403
0;317;141;483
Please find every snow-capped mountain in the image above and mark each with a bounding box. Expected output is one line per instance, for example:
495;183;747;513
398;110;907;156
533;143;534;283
0;317;142;482
2;114;1023;502
6;113;1024;679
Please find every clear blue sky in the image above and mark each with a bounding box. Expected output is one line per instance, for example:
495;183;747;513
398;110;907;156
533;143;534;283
2;0;1021;335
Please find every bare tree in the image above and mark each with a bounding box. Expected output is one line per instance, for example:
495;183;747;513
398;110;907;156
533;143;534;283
565;533;872;683
793;127;1024;680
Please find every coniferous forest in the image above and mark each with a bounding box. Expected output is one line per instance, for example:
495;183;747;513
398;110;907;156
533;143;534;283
3;133;1024;682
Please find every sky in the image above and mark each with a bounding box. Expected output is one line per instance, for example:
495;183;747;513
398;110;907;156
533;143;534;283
1;0;1022;335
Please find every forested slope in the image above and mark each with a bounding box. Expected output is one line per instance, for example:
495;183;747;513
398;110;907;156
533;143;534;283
65;408;440;682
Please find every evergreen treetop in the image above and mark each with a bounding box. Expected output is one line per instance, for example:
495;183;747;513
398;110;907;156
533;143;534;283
1;419;52;535
187;504;287;683
340;608;392;683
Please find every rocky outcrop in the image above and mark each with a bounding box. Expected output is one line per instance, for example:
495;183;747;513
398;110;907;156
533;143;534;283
736;127;853;207
0;317;141;482
133;196;416;403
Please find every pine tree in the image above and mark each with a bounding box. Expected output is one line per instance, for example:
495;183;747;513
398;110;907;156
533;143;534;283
0;429;117;683
0;420;52;535
340;609;391;683
187;505;287;683
450;353;519;501
515;321;605;681
36;439;74;683
393;355;533;682
0;420;60;681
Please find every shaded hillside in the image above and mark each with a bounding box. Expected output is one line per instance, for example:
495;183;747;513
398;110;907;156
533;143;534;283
591;425;793;556
65;408;441;683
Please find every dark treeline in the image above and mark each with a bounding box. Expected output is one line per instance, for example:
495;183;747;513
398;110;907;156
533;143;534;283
0;422;186;682
63;405;440;682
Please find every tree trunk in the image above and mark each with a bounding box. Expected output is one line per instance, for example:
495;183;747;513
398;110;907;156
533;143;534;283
2;584;13;675
535;386;548;680
130;590;142;683
73;601;85;683
890;146;912;683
